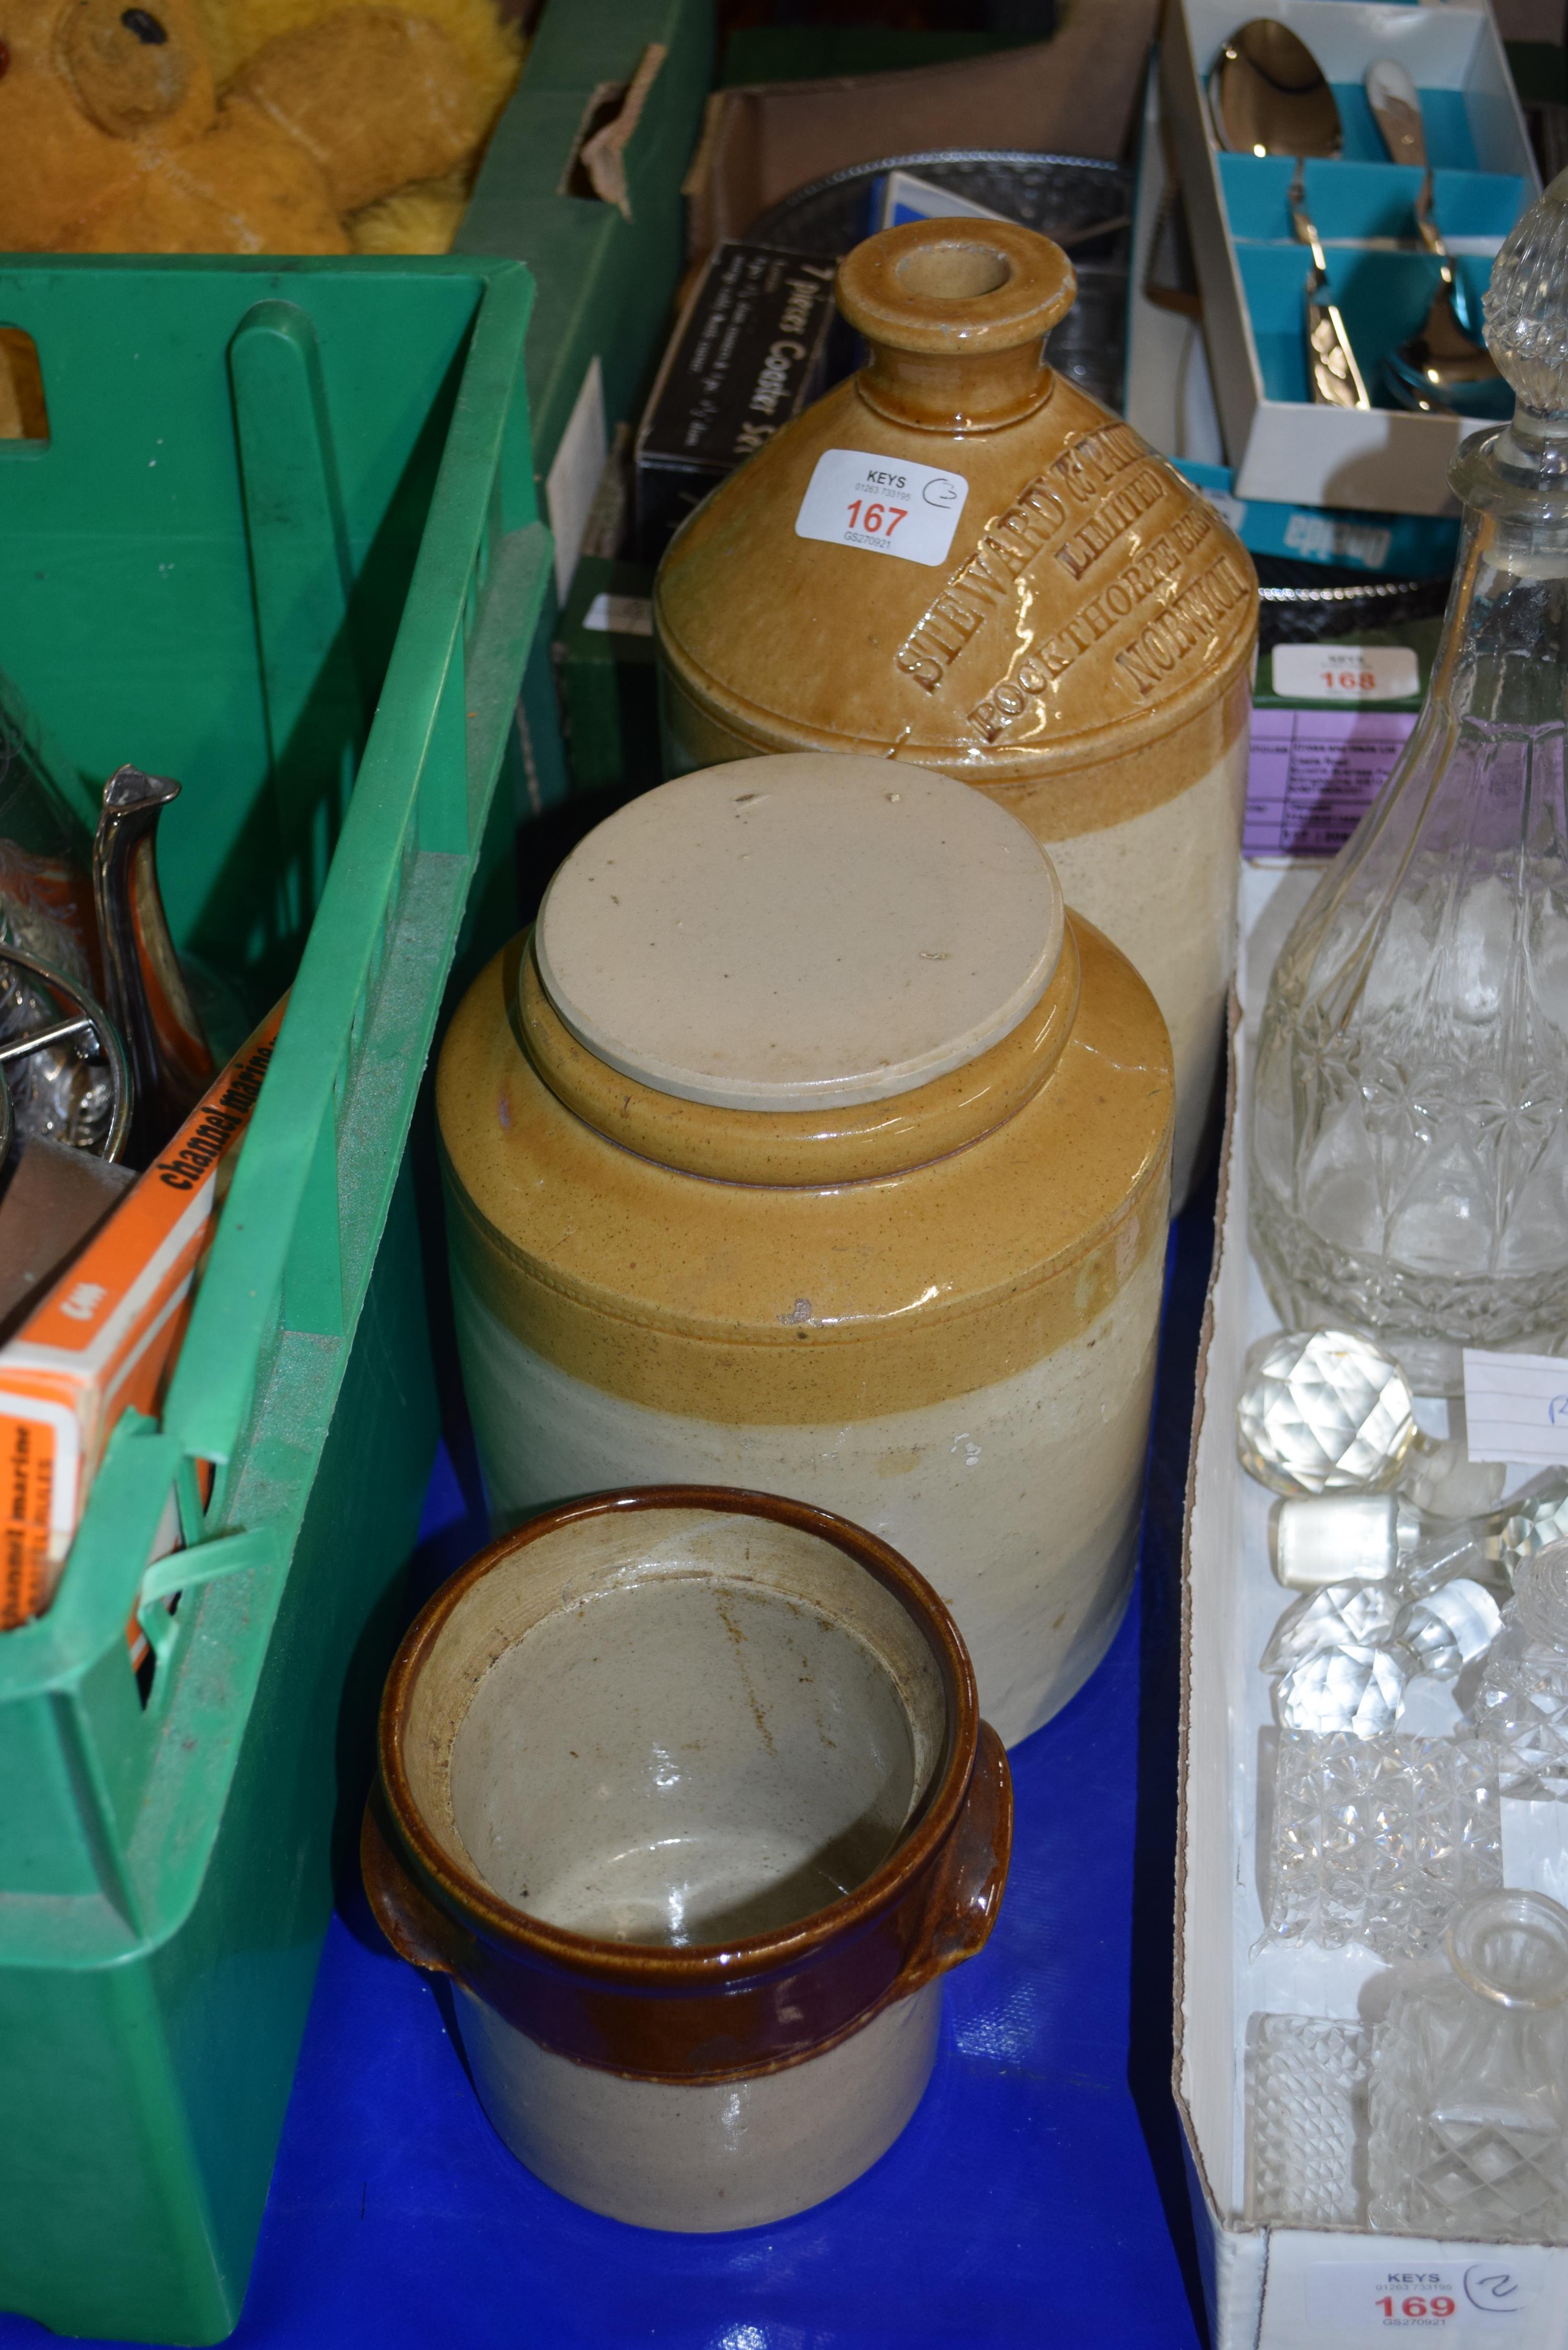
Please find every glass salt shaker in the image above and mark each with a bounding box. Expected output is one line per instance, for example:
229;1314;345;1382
1251;168;1568;1393
1369;1888;1568;2239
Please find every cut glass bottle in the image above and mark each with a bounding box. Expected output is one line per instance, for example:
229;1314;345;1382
1466;1537;1568;1796
1252;169;1568;1391
1369;1888;1568;2238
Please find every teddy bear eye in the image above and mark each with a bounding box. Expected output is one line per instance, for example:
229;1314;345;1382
0;37;9;76
119;8;168;42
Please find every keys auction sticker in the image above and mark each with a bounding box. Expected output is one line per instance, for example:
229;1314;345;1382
1307;2260;1542;2334
793;448;969;567
1272;642;1421;702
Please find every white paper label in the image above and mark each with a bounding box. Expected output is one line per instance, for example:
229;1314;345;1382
793;448;969;568
1307;2259;1541;2333
1463;1349;1568;1468
1272;643;1420;702
583;592;652;638
545;354;607;601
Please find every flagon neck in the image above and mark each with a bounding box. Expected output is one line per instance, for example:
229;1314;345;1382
835;217;1077;434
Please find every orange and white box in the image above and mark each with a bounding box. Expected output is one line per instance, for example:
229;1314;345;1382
0;1001;285;1629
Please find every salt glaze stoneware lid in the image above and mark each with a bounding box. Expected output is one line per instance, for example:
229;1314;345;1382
533;759;1064;1112
653;217;1256;800
437;753;1173;1433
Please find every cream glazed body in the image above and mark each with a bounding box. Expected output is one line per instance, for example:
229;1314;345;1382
654;216;1256;1206
437;758;1174;1746
452;1238;1161;1744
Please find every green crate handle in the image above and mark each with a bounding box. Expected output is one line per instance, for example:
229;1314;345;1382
164;268;543;1479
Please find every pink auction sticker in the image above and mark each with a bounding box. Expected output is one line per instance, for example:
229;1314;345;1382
1244;707;1417;858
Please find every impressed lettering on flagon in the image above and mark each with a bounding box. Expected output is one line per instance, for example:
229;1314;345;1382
892;422;1248;737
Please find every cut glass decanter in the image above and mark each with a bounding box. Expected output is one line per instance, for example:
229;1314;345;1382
1264;1731;1502;1958
1247;2013;1370;2227
1252;169;1568;1392
1466;1537;1568;1796
1369;1888;1568;2239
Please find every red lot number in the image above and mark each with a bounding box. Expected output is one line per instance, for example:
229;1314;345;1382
1376;2297;1457;2320
845;500;907;537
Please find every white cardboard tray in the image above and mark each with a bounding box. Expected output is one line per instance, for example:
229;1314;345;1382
1175;859;1568;2350
1160;1;1537;515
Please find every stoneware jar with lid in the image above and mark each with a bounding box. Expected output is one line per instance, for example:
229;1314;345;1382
653;216;1257;1209
436;754;1172;1746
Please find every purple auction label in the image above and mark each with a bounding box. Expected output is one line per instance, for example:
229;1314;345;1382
1244;707;1417;858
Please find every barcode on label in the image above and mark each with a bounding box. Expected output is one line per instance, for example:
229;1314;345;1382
794;448;969;568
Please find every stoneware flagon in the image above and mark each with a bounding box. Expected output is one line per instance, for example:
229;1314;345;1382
436;755;1172;1745
652;215;1258;1209
362;1487;1012;2232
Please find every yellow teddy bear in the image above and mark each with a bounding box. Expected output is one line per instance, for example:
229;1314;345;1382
0;0;521;258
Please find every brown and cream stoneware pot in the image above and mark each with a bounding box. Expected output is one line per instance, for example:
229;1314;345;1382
363;1488;1012;2231
436;755;1172;1746
653;215;1258;1209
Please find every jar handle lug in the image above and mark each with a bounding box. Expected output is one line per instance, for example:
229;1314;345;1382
361;1789;471;1982
903;1720;1013;1990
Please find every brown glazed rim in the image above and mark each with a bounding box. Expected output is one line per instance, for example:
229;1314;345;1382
376;1485;979;1990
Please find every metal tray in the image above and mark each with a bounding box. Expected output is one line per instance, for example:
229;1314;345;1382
751;150;1134;414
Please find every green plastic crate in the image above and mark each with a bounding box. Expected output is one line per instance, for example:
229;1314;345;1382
459;0;713;808
0;256;549;2345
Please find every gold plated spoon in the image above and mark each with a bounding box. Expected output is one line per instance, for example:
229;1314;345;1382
1364;56;1506;419
1209;20;1342;158
1288;167;1371;409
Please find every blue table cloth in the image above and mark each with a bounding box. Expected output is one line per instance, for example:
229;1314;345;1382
2;1194;1215;2350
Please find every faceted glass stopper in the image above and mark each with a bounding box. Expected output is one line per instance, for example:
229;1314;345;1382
1275;1644;1408;1737
1262;1580;1403;1673
1238;1329;1417;1497
1271;1494;1419;1589
1402;1437;1506;1523
1483;165;1568;421
1514;1539;1568;1650
1393;1579;1503;1682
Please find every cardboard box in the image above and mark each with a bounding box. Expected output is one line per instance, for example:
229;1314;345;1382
1127;64;1454;578
685;6;1158;255
634;239;837;561
0;1003;283;1627
1161;0;1538;515
1176;867;1568;2346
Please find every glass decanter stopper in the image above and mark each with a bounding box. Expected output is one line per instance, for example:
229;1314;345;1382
1251;168;1568;1392
1467;1537;1568;1796
1237;1328;1416;1494
1272;1468;1568;1596
1369;1888;1568;2239
1271;1493;1422;1588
